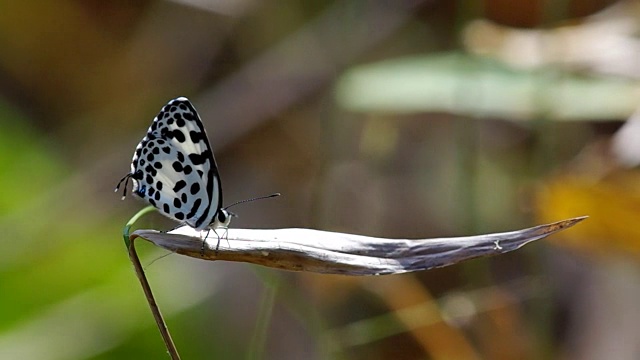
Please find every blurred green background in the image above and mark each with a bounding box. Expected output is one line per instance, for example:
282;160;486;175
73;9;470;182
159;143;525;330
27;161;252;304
2;0;640;359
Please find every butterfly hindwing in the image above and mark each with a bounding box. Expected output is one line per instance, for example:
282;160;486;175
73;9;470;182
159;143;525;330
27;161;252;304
128;97;222;230
131;138;210;226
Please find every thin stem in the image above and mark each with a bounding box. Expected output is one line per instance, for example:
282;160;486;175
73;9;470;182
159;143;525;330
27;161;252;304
122;206;157;248
124;207;181;360
246;276;280;360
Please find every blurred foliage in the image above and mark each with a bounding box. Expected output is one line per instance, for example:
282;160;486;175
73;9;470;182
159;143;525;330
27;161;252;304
0;102;66;215
336;52;640;120
539;165;640;257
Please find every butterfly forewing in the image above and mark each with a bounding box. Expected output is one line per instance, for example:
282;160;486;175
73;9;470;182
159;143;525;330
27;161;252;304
128;97;222;230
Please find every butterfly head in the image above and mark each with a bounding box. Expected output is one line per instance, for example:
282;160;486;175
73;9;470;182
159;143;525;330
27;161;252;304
211;208;236;229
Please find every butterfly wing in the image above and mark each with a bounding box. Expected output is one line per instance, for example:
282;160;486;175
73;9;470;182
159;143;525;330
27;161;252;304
129;97;222;230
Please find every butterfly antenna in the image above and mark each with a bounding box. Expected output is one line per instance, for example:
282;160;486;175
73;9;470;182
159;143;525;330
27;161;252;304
115;173;132;200
224;193;281;210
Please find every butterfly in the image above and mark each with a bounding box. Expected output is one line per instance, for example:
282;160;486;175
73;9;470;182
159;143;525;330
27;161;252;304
116;97;232;232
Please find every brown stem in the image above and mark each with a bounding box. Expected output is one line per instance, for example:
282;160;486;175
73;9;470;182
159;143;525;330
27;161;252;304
128;234;181;360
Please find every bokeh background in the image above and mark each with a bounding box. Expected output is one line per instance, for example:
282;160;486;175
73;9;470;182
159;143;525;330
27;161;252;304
2;0;640;359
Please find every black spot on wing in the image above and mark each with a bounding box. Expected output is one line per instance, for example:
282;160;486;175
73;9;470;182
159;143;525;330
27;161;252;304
190;182;200;195
181;193;187;203
153;162;162;169
189;150;210;165
172;161;183;172
173;180;186;192
187;198;201;219
144;165;157;176
175;212;184;220
183;165;192;175
148;187;155;197
152;147;160;155
177;152;185;162
149;198;156;207
154;191;161;201
145;174;153;184
174;114;185;127
172;130;185;143
162;146;171;154
156;181;163;190
163;203;170;213
173;198;182;208
189;130;206;143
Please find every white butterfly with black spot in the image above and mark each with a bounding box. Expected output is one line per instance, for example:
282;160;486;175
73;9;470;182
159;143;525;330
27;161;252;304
116;97;231;233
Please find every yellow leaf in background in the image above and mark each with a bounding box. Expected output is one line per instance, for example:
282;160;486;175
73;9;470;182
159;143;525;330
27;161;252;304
537;171;640;257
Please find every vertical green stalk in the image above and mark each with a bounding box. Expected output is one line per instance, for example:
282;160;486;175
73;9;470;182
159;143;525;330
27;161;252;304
246;274;280;360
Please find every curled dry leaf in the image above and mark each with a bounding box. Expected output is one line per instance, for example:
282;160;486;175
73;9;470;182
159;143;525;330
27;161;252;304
131;217;587;275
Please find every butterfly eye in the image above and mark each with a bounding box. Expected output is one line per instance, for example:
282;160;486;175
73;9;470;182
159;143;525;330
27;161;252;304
137;185;147;196
218;211;226;223
133;170;144;180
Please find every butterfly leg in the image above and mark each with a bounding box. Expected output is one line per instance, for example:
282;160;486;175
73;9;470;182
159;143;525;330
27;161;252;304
166;223;186;233
200;228;211;256
211;228;222;254
222;227;230;249
205;227;230;255
214;226;231;253
159;223;187;235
